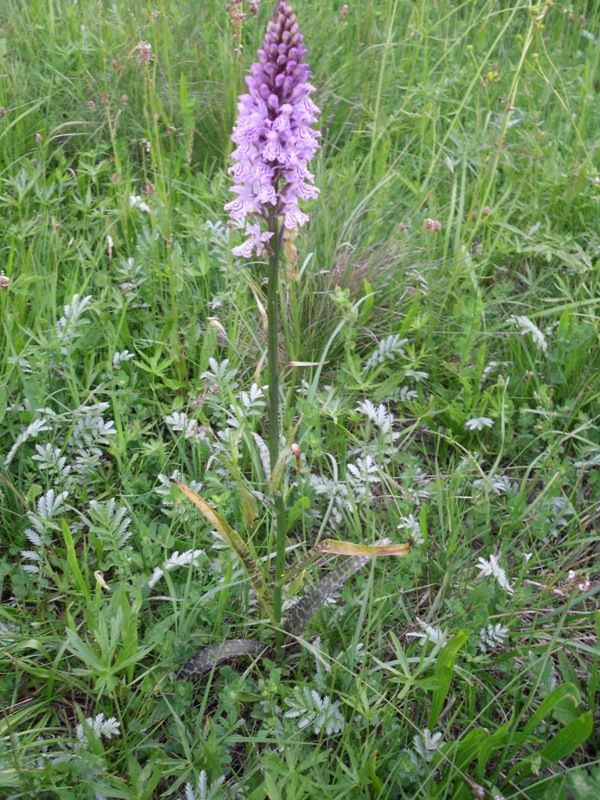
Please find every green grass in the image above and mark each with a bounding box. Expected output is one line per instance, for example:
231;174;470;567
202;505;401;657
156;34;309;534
1;0;599;797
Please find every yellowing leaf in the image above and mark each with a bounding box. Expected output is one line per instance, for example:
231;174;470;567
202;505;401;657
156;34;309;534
173;480;274;621
320;539;411;557
239;484;258;526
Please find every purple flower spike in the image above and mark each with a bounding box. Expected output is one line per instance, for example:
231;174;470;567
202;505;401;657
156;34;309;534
225;1;320;257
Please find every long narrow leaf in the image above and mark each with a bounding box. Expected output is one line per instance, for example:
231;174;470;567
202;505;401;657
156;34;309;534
284;555;371;635
283;537;410;634
173;480;274;621
516;682;581;748
320;539;411;557
181;639;274;677
538;711;593;765
429;630;469;728
61;520;91;602
277;538;410;587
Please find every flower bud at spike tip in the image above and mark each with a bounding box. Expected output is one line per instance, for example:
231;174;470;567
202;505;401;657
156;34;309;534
225;1;320;257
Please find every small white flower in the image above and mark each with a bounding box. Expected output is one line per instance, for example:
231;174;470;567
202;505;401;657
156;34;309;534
112;350;134;367
511;315;548;353
148;549;205;589
465;417;494;432
129;195;150;213
476;553;514;594
406;621;448;647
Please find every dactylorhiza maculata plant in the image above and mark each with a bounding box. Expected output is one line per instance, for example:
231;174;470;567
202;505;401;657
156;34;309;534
172;2;409;674
225;0;320;629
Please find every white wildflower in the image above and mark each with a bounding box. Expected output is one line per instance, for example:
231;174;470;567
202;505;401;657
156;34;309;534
511;315;548;353
406;621;448;648
464;417;494;432
148;549;205;589
476;553;514;594
129;195;150;213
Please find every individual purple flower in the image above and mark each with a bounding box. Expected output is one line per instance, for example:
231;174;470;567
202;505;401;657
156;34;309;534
231;224;274;258
225;1;320;257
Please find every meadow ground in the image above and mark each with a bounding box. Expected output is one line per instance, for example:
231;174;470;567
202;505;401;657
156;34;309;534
1;1;599;798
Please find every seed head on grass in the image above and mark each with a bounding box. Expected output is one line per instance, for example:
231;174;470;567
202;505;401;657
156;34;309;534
225;0;320;256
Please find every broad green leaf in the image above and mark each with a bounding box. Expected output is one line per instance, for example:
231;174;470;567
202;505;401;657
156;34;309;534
538;711;593;766
285;569;306;598
516;682;581;748
181;639;274;677
429;630;469;728
282;538;410;634
174;480;274;621
476;718;512;781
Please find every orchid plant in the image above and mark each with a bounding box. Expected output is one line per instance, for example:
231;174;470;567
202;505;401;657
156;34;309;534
176;1;410;675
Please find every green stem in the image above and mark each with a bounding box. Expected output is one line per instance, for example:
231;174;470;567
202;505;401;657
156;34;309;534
266;210;287;634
